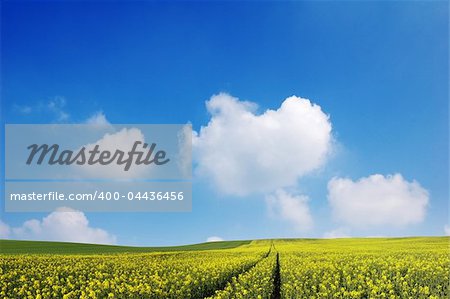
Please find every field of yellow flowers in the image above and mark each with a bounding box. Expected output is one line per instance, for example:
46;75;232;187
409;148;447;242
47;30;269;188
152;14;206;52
279;238;449;299
1;237;448;298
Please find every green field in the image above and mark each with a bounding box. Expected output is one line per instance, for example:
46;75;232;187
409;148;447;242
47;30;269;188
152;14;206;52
0;239;250;255
1;237;449;298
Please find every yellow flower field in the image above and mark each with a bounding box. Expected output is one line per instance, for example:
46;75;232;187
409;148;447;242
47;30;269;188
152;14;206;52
1;237;448;298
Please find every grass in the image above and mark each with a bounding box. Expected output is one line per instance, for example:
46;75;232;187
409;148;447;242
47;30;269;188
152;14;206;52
0;239;251;255
2;237;447;255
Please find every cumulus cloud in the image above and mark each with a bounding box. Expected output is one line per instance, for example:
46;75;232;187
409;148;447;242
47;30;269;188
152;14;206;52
0;220;11;238
76;124;188;179
328;174;429;228
84;111;110;126
193;93;332;196
11;207;116;244
206;236;224;242
323;227;350;239
78;128;148;179
445;225;450;236
266;189;313;232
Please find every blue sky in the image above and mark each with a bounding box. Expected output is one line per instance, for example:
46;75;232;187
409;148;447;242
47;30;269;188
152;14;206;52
1;1;448;246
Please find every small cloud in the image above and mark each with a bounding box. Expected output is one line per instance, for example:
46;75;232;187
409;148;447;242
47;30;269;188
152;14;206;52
15;105;32;114
0;219;11;238
77;128;149;179
328;174;429;229
13;96;70;122
84;111;110;126
46;96;69;122
11;207;116;244
323;228;350;239
445;225;450;236
206;236;224;242
266;189;313;232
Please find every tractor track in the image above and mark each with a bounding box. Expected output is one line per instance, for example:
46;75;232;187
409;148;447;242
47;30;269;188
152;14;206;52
200;244;274;298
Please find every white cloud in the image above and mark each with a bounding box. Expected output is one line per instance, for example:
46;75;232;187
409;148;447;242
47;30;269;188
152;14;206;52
193;93;332;196
15;105;32;114
78;128;149;179
11;207;116;244
206;236;224;242
15;98;111;125
445;225;450;236
84;111;111;126
328;174;429;228
15;96;70;122
0;220;11;238
47;96;69;122
266;189;313;232
323;227;350;239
